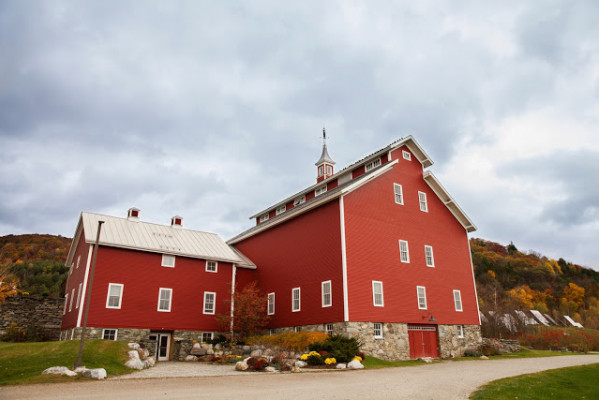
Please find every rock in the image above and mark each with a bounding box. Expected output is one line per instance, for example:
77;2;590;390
125;357;145;369
73;366;88;374
128;350;140;360
144;357;156;368
235;361;248;371
42;366;77;377
214;343;222;350
185;355;198;361
420;357;433;363
206;348;215;355
347;360;364;369
82;368;107;380
480;355;489;360
264;366;277;372
242;345;251;352
291;366;301;372
294;360;307;368
263;348;274;357
191;346;207;356
128;343;140;350
250;349;263;357
336;363;347;369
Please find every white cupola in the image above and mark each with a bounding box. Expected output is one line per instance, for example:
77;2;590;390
315;128;335;183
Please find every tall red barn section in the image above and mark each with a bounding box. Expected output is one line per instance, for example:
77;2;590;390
61;134;481;360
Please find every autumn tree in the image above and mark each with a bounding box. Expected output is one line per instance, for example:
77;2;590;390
217;281;270;340
0;266;25;310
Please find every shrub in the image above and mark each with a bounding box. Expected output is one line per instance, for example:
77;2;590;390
252;357;268;371
246;331;329;352
516;326;599;352
480;343;501;356
309;334;361;363
463;347;482;357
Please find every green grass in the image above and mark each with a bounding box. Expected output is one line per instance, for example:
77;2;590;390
0;340;132;386
362;356;433;369
470;363;599;399
453;347;577;361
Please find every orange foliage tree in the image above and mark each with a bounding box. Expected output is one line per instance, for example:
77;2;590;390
217;281;270;340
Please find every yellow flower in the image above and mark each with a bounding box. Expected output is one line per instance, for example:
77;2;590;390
324;357;336;365
352;356;362;362
300;354;309;360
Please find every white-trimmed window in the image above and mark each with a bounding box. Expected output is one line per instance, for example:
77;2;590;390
276;205;286;215
365;158;381;172
162;254;175;268
418;191;428;212
69;288;75;312
457;325;464;338
373;322;383;339
394;183;404;205
63;294;68;315
106;283;123;309
424;245;435;267
76;255;81;269
326;165;333;176
402;150;412;161
203;291;216;314
259;213;269;223
206;261;218;273
325;323;334;335
76;283;82;309
399;240;410;263
267;292;275;315
294;326;301;333
372;281;384;307
417;286;427;310
321;280;332;307
315;185;327;197
293;195;306;206
158;288;173;312
453;290;463;312
292;287;301;312
318;165;324;177
202;332;214;343
102;329;118;340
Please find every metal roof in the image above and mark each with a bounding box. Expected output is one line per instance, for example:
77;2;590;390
79;212;255;268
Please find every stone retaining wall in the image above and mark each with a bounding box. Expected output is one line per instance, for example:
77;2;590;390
0;296;64;340
482;338;521;353
438;324;482;358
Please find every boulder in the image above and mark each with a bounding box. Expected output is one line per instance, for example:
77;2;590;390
263;348;274;357
128;343;140;350
185;355;198;361
206;348;215;355
250;349;263;357
82;368;107;380
128;350;140;360
235;361;248;371
214;343;222;350
347;360;364;369
291;366;301;373
144;357;156;368
264;366;277;372
125;357;145;369
336;363;347;369
242;345;251;352
294;360;307;368
190;346;207;356
73;366;88;374
42;366;77;377
480;355;489;360
420;357;433;364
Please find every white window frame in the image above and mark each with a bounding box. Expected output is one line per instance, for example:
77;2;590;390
318;165;324;177
399;240;410;263
418;191;428;212
325;323;334;335
259;213;269;223
206;260;218;273
76;283;82;309
373;322;383;339
158;288;173;312
293;195;306;206
321;280;332;307
162;254;175;268
457;325;464;338
417;286;427;310
102;328;118;340
424;245;435;267
69;288;75;312
294;326;301;333
402;150;412;161
276;205;286;215
365;158;381;172
106;283;124;309
394;183;403;205
326;165;333;175
292;287;301;312
202;332;214;343
453;290;463;312
315;185;327;197
203;291;216;315
267;292;275;315
63;294;68;315
372;281;384;307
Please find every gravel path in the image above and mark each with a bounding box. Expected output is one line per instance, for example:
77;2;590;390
111;361;247;379
3;355;599;400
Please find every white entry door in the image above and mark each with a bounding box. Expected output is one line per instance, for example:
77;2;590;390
157;333;171;361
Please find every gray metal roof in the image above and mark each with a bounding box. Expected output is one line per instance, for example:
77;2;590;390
79;212;255;268
315;143;335;165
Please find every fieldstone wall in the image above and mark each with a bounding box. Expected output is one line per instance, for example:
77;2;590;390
0;296;64;339
65;327;151;342
482;338;520;353
438;325;482;358
345;322;410;360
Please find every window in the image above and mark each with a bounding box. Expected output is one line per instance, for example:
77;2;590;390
76;255;81;269
453;290;463;312
373;322;383;339
268;329;275;336
325;323;334;335
399;240;410;263
326;165;333;175
402;150;412;161
418;191;428;212
424;245;435;267
457;325;464;339
106;283;123;309
394;183;403;205
417;286;427;310
267;292;275;315
259;213;269;223
202;332;214;343
162;254;175;268
76;283;82;309
372;281;384;307
315;185;327;196
365;158;381;172
158;288;172;312
292;287;301;312
294;326;301;333
102;329;118;340
206;261;218;273
203;291;216;314
276;205;286;215
318;165;324;176
63;294;68;315
322;280;332;307
293;195;306;206
69;288;75;312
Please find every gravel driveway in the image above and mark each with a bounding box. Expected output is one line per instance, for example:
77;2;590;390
3;355;599;400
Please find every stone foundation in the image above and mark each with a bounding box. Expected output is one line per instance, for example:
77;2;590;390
438;325;482;358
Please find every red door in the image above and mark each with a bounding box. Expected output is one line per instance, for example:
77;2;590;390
408;324;439;359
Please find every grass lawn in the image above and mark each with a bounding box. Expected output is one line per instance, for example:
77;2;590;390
363;356;433;368
453;347;577;361
470;363;599;399
0;340;132;386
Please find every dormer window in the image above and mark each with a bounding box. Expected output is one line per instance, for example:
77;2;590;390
171;216;183;227
276;205;286;215
315;185;327;197
127;207;140;221
293;195;306;207
402;150;412;161
365;158;381;172
259;213;269;223
162;254;175;268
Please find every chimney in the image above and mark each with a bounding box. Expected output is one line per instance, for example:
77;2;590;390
171;215;183;228
127;207;140;221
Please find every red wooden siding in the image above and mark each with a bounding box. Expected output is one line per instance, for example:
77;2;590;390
344;145;479;325
234;200;345;328
61;233;91;329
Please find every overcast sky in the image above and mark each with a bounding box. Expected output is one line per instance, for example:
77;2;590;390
1;1;597;269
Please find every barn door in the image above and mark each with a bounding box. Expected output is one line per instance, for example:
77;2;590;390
408;325;439;359
155;333;171;361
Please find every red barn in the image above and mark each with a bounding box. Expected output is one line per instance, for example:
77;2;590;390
229;134;481;359
60;209;255;361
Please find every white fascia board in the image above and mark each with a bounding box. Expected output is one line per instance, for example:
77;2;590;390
65;216;83;266
340;160;398;195
400;135;434;168
423;171;477;232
